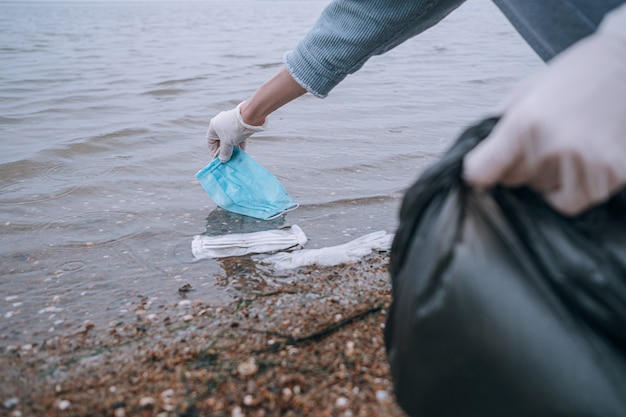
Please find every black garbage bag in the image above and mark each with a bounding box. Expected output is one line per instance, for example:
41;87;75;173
385;117;626;417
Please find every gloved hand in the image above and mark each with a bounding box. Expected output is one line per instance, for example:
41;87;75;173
463;29;626;216
206;102;266;163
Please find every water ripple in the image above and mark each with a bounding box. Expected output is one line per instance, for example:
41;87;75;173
40;211;150;250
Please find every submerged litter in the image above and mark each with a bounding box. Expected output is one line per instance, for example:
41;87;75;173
191;225;393;267
260;231;393;270
191;225;307;259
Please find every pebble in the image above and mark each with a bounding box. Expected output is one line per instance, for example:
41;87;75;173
3;398;18;409
57;400;71;410
231;406;244;417
139;397;156;407
237;358;258;377
335;397;349;409
178;283;193;292
345;341;355;356
160;389;174;400
376;390;390;404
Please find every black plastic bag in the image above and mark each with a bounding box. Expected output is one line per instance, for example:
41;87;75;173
385;118;626;417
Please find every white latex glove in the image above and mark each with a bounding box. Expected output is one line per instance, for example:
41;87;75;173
206;102;266;163
463;12;626;216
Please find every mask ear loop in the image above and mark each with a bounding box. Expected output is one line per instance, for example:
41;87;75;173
265;203;300;220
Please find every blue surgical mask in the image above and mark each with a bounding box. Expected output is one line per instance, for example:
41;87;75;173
196;148;298;220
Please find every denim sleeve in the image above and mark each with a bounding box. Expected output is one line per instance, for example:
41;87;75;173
492;0;625;62
283;0;466;98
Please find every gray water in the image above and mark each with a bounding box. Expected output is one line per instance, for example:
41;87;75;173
0;0;543;346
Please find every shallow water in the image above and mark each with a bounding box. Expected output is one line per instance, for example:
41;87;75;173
0;0;543;345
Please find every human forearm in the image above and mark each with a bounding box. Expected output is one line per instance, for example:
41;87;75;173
239;66;306;126
205;67;307;162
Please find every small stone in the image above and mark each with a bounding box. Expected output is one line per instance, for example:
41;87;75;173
178;283;193;292
243;395;255;406
231;406;244;417
57;400;71;410
3;398;18;409
345;341;355;356
375;390;390;404
139;397;156;408
114;408;126;417
237;358;258;377
160;389;174;400
183;314;193;321
282;387;292;399
336;397;349;409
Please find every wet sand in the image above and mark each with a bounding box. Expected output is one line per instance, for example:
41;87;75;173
1;253;408;417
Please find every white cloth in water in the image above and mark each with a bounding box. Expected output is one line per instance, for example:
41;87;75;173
260;230;393;270
191;224;307;259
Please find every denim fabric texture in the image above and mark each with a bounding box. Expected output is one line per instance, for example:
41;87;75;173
284;0;625;97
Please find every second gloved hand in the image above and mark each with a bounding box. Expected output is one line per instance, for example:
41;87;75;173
463;22;626;216
206;102;266;163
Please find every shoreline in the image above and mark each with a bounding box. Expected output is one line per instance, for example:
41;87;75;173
1;253;408;417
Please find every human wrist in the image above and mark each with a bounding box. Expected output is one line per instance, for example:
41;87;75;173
239;101;267;127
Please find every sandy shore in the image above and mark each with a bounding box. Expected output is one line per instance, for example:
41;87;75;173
1;253;408;417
